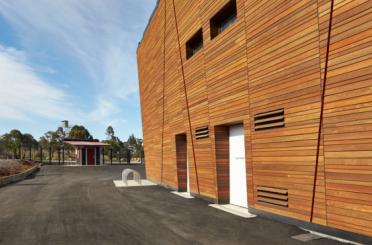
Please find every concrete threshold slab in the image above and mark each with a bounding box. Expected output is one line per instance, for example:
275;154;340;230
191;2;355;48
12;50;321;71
171;191;195;199
209;204;256;218
299;229;364;245
113;180;157;187
292;233;323;242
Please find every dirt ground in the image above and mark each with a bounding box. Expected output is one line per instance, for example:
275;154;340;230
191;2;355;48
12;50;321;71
0;160;34;177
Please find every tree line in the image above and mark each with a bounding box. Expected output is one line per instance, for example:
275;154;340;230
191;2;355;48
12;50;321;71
0;125;143;163
103;126;144;163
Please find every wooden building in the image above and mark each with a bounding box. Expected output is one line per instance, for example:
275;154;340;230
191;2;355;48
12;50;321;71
64;141;109;165
137;0;372;237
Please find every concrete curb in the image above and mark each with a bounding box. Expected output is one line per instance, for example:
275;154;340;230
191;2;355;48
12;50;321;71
249;207;372;245
0;162;41;187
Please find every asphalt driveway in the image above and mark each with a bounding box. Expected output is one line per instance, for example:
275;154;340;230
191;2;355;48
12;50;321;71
0;165;342;245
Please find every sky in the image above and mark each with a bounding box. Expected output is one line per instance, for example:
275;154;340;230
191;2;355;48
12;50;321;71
0;0;157;141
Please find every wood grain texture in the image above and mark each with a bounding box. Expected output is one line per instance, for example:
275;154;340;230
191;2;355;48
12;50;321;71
322;0;372;236
214;126;230;203
175;134;187;191
138;0;372;236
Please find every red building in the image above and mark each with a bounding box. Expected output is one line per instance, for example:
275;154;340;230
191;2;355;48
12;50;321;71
64;140;110;165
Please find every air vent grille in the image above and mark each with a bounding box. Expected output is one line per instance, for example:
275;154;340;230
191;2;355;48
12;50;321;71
257;186;288;207
254;109;285;131
195;126;209;140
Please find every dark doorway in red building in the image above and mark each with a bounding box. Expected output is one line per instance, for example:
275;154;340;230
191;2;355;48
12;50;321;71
87;148;95;165
81;148;87;165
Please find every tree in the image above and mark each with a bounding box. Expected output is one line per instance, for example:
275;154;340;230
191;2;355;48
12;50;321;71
2;130;23;158
43;131;58;146
21;133;38;159
10;130;23;151
103;125;122;161
105;126;115;140
1;134;14;158
22;133;38;147
38;136;49;148
122;134;145;163
125;144;132;164
22;133;38;158
38;126;72;161
127;134;137;147
126;134;145;160
125;134;139;163
55;127;65;143
0;135;8;158
1;130;38;159
39;129;62;160
68;125;93;140
135;138;144;161
40;127;66;147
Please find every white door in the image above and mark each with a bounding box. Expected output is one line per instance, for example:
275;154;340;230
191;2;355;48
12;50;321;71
229;124;248;208
186;149;190;193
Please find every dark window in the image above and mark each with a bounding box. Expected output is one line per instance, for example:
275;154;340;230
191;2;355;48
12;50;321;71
186;29;203;60
210;0;237;39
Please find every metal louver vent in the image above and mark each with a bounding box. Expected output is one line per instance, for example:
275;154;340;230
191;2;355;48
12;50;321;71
195;126;209;140
257;186;288;207
254;109;285;131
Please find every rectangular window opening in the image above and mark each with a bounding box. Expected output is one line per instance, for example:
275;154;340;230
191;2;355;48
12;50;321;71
210;0;237;39
186;29;203;60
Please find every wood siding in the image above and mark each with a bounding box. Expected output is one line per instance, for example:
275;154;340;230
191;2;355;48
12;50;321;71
137;0;372;236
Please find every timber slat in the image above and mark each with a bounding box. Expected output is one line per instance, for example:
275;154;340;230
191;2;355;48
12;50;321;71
138;0;372;237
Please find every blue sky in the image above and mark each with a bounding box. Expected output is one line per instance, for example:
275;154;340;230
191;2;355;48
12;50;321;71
0;0;157;141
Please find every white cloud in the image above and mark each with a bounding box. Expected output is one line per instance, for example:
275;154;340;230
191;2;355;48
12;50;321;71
90;98;118;121
0;0;156;125
0;45;80;121
0;0;154;99
89;98;128;130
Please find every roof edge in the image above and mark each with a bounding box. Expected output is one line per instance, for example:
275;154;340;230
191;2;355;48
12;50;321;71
137;0;161;51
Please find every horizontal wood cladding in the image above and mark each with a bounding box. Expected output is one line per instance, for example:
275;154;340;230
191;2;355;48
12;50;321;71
161;0;185;187
214;126;230;203
175;134;187;191
138;0;165;184
138;0;372;236
322;0;372;236
245;0;327;225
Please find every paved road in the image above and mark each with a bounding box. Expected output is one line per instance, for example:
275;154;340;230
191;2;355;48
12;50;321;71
0;165;342;245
